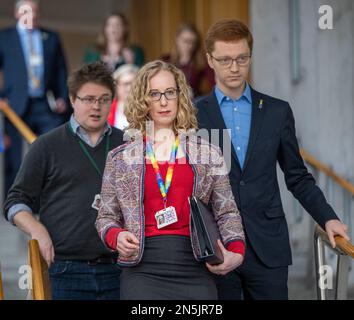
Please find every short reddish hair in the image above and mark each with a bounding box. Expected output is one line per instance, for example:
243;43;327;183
205;19;253;54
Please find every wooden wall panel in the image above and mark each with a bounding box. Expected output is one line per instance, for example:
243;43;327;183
160;1;183;55
129;0;163;61
210;0;249;24
196;0;249;46
129;0;249;62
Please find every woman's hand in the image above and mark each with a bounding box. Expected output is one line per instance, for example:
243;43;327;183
117;231;140;258
206;240;244;276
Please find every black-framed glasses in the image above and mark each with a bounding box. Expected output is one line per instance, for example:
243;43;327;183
210;54;251;67
76;95;112;107
148;88;179;102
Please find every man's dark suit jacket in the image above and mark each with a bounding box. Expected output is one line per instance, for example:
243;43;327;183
0;26;68;116
195;87;338;267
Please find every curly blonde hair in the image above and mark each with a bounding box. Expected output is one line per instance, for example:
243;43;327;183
124;60;198;135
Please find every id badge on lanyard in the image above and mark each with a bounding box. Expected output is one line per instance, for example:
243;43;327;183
146;136;180;229
29;54;42;66
155;206;178;229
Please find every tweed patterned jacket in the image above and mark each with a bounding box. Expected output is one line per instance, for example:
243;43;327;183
95;133;245;266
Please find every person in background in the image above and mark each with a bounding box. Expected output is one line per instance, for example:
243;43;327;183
161;22;214;97
95;60;245;300
107;64;138;130
0;0;69;193
3;62;124;300
84;12;144;70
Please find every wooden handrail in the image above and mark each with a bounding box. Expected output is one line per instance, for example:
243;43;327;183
300;148;354;196
0;100;37;144
315;224;354;258
28;239;51;300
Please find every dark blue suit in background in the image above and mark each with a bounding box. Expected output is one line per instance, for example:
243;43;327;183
195;87;339;299
0;27;69;192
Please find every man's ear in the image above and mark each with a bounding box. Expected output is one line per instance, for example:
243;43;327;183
69;96;76;107
206;53;214;70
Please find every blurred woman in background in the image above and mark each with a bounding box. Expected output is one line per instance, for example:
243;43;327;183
107;64;139;130
161;23;214;97
84;12;144;70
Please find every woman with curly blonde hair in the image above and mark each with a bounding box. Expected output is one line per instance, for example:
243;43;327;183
96;60;245;300
124;60;198;135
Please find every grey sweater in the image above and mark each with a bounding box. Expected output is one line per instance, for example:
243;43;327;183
4;122;124;260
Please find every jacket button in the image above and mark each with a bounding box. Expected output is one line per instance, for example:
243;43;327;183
240;180;245;186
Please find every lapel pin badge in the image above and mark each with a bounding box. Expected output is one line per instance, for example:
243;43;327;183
259;99;263;110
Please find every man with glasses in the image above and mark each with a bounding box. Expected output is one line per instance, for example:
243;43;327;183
4;62;124;300
195;19;349;300
0;0;70;194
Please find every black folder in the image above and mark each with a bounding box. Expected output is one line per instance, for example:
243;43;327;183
189;196;224;265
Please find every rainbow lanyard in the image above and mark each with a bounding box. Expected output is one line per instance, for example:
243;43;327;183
146;135;180;208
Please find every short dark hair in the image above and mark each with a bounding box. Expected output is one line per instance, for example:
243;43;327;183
205;19;253;54
67;62;115;98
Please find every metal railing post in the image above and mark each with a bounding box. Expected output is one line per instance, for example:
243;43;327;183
314;233;326;300
314;225;354;300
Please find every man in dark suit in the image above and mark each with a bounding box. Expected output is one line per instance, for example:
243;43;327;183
0;0;69;192
195;19;349;300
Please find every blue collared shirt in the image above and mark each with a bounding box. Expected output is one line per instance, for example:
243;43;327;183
16;22;45;97
215;84;252;169
69;115;112;147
